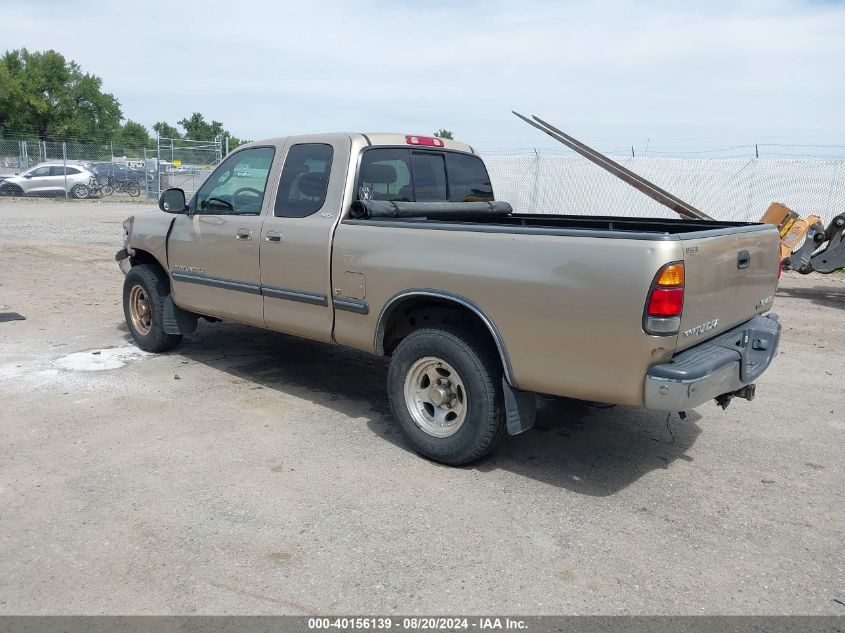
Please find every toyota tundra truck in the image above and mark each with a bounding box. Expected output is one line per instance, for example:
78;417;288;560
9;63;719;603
116;132;782;465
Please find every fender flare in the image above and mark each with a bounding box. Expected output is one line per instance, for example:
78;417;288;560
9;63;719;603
373;288;518;388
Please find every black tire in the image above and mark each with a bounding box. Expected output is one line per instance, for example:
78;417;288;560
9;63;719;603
1;184;24;196
123;264;182;353
70;184;90;199
126;182;141;197
387;325;506;465
100;184;114;197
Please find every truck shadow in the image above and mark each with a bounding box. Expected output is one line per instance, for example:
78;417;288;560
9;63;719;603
776;284;845;310
166;321;701;497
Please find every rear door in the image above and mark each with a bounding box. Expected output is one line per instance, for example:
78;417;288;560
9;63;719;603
167;145;277;326
260;135;351;341
677;226;781;351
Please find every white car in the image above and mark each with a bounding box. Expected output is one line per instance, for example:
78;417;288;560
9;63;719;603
0;162;97;198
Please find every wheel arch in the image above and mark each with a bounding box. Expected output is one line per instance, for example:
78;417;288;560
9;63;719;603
129;248;167;274
374;289;517;387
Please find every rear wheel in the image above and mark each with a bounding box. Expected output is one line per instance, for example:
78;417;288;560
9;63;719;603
387;325;506;465
70;184;90;199
123;264;182;352
100;184;114;197
126;182;141;197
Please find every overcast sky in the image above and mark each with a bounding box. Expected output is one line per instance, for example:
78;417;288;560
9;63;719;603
5;0;845;156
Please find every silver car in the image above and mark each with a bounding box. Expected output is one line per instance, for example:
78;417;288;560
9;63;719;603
0;162;97;198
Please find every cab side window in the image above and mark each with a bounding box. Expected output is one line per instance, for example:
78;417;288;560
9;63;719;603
274;144;334;218
30;166;51;177
195;147;275;215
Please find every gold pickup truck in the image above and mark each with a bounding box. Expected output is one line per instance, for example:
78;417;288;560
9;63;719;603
116;132;782;465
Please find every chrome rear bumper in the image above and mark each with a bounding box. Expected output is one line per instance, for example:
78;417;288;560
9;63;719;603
644;313;781;411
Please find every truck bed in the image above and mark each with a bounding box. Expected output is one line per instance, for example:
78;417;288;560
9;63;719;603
345;213;769;240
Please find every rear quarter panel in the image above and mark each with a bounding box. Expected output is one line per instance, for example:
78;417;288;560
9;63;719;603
332;224;683;406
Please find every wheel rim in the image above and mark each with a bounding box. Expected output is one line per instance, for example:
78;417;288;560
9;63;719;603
128;284;152;336
74;185;89;198
403;356;467;438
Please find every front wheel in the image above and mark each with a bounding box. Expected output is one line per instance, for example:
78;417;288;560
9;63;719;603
100;184;114;197
126;182;141;197
0;184;23;196
123;264;182;352
387;325;506;465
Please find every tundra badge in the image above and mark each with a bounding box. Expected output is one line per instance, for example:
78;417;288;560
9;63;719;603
683;319;719;337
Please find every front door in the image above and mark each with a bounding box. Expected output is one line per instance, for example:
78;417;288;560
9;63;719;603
260;136;351;341
168;146;277;326
21;165;57;194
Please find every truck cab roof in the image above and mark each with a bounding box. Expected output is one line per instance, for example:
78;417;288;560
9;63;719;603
239;133;475;155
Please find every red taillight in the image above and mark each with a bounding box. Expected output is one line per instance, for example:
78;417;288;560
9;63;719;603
647;288;685;316
643;261;685;335
405;135;445;147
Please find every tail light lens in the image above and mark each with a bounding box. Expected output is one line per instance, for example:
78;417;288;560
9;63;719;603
644;261;684;335
647;288;684;316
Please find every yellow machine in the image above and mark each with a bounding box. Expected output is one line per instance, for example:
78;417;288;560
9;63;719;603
759;203;844;274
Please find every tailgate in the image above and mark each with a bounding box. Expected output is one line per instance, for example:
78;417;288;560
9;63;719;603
677;225;780;352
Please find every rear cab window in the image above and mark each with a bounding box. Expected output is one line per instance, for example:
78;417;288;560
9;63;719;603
357;148;493;203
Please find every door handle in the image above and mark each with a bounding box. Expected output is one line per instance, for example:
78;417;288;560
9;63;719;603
236;229;253;241
737;250;750;269
265;231;282;243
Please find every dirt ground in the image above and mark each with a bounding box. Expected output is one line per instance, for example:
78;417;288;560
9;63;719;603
0;198;843;615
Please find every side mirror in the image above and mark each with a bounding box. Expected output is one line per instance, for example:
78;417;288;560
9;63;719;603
23;174;32;179
159;188;186;213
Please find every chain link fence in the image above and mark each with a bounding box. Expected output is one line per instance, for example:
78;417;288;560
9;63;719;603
1;135;842;225
0;136;221;200
481;152;845;225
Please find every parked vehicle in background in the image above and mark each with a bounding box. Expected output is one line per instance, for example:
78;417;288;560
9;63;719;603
90;162;146;186
111;178;141;197
86;176;113;198
116;132;782;465
0;162;97;198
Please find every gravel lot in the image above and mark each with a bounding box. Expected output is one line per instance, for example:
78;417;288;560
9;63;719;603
0;198;843;615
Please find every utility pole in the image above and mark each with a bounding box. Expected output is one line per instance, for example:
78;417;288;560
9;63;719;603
156;134;161;198
62;142;68;199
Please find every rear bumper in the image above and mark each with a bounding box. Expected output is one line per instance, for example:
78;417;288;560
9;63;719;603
644;313;781;411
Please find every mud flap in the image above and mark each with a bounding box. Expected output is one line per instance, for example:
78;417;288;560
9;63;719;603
503;378;537;435
163;296;198;335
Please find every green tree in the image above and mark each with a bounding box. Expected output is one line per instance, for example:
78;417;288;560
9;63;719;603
152;121;181;139
117;120;151;148
0;48;121;139
178;112;225;141
434;129;454;140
